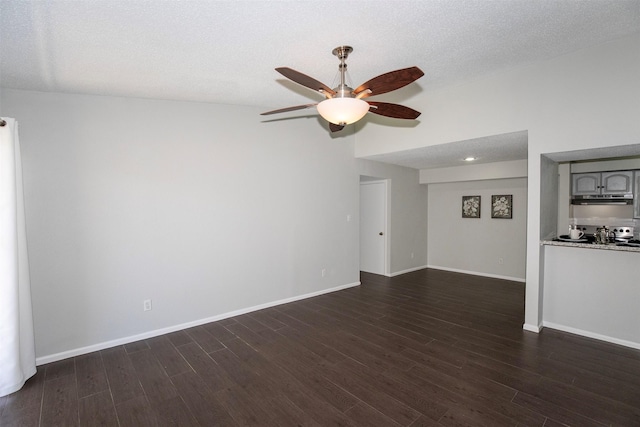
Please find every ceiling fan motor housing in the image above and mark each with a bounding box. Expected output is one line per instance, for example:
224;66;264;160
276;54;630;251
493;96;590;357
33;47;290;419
334;85;356;99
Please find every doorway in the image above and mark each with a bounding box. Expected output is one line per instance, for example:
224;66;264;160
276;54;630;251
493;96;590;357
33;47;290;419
359;179;388;275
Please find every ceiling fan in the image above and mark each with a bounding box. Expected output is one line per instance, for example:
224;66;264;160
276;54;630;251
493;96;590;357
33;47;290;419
261;46;424;133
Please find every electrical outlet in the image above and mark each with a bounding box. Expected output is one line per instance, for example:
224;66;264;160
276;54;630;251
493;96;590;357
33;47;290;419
411;252;415;259
143;299;152;311
321;268;326;277
498;257;504;265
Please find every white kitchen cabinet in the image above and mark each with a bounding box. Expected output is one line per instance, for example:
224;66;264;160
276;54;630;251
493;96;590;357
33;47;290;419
571;171;633;196
601;171;634;194
571;173;600;195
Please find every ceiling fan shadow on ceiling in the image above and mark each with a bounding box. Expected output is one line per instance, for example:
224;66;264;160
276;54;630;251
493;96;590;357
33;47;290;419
261;46;424;133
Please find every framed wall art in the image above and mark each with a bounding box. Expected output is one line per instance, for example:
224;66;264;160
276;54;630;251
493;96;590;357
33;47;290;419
491;195;513;219
462;195;481;218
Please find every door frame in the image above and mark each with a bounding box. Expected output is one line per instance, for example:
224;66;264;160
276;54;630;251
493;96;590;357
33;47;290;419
359;178;390;276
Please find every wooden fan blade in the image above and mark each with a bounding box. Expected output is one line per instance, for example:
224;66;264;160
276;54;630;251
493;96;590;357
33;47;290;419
276;67;336;97
329;123;345;133
260;104;317;115
367;102;421;119
354;66;424;99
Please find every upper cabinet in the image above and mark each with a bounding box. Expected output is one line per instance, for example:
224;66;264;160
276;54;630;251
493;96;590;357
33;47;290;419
572;171;633;196
601;171;634;194
572;173;600;196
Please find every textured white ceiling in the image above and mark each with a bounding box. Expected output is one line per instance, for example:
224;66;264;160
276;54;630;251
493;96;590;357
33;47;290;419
2;1;640;169
363;131;529;169
3;0;640;109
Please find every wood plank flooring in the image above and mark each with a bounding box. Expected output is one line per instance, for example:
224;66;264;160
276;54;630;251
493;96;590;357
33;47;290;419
2;268;640;426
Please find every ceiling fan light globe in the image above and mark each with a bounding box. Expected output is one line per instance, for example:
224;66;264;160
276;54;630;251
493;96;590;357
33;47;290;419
317;98;369;125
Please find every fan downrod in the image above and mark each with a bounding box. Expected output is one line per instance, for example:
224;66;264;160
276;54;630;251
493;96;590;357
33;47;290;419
331;46;355;98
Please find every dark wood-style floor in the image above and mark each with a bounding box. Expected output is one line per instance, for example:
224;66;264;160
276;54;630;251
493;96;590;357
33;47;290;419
2;269;640;426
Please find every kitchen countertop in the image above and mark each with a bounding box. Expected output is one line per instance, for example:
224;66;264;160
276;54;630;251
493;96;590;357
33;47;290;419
541;239;640;252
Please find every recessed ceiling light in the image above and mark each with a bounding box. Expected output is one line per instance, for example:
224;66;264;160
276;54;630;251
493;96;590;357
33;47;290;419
464;157;476;162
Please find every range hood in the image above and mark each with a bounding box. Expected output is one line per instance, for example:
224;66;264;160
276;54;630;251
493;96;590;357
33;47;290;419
571;194;633;205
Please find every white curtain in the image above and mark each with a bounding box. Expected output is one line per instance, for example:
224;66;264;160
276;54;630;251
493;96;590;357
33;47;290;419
0;118;36;397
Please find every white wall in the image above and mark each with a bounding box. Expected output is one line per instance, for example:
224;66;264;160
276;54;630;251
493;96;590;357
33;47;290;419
357;159;428;275
1;89;360;361
354;32;640;332
355;32;640;159
427;178;527;281
420;159;527;184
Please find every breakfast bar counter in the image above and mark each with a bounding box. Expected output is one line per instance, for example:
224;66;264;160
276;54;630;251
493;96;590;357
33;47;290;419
541;239;640;252
542;243;640;349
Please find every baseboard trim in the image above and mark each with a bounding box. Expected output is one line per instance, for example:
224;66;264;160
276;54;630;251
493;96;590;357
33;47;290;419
388;265;429;277
36;281;361;365
542;321;640;350
522;323;542;333
426;265;525;283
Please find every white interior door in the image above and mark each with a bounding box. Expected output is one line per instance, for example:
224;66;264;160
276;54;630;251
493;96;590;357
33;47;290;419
360;180;387;275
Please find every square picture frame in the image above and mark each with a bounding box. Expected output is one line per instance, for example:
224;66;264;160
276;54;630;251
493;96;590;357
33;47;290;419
462;195;481;218
491;195;513;219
